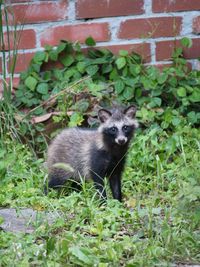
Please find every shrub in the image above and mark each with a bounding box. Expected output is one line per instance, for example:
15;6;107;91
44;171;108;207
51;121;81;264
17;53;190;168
14;39;200;136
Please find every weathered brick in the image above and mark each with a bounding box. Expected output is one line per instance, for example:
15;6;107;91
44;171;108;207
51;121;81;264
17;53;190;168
5;1;68;25
156;39;200;61
2;29;36;50
6;77;20;89
40;23;110;46
193;16;200;34
10;77;20;88
153;0;200;13
9;1;30;2
97;43;151;62
118;17;182;39
76;0;144;19
8;52;34;73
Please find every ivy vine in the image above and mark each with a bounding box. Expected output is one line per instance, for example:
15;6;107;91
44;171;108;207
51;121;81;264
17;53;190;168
14;37;200;137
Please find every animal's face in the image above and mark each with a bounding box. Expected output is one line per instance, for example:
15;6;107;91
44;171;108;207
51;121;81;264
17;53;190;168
98;105;138;146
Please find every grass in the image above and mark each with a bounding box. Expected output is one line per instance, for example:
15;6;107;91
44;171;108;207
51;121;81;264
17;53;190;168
0;124;199;266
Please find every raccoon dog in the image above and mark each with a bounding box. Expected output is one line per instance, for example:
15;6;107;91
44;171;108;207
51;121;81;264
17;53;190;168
46;105;138;201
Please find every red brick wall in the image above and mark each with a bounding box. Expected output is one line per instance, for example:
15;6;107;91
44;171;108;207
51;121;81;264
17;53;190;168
1;0;200;89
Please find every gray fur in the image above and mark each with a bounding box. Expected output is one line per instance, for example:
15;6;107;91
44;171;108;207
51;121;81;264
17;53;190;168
46;105;138;193
47;128;103;181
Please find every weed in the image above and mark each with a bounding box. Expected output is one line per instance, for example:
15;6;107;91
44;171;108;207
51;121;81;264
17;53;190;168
0;125;199;265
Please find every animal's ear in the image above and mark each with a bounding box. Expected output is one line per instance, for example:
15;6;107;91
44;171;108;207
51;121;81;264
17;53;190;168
98;109;112;123
124;105;137;118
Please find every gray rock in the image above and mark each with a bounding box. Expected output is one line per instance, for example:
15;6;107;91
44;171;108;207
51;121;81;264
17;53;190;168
0;208;57;233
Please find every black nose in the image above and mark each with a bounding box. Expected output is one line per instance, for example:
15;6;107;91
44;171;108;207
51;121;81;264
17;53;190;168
118;139;126;145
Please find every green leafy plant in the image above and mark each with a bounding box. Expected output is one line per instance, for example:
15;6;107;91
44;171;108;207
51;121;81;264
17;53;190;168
0;124;199;266
14;38;200;133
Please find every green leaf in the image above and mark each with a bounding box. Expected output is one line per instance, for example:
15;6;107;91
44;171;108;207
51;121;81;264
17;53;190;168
77;62;86;73
68;112;84;127
76;52;85;61
135;88;142;98
123;86;134;100
15;90;24;98
43;71;51;81
85;36;96;46
177;87;186;97
33;107;45;115
189;88;200;103
86;65;98;76
116;57;126;70
119;50;128;57
125;78;135;87
44;44;53;51
42;94;50;101
172;47;183;58
33;51;46;63
148;97;162;108
53;69;63;80
172;117;181;126
181;37;192;48
158;73;168;84
129;64;141;76
115;80;125;94
46;237;56;254
109;68;118;80
36;83;48;95
75;100;90;112
73;42;81;52
187;111;198;124
60;54;74;67
151;88;162;97
57;42;67;53
25;76;38;91
70;246;93;265
31;64;41;73
102;64;112;74
141;76;150;89
49;50;58;61
64;69;75;79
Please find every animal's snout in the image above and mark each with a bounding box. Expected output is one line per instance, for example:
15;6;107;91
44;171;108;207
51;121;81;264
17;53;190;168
116;137;127;145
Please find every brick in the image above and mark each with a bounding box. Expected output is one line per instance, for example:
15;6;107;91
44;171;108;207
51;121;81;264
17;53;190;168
153;0;200;13
118;17;182;39
8;52;34;73
193;16;200;34
10;1;30;2
97;43;151;63
10;77;20;88
40;23;110;46
6;77;20;89
156;38;200;61
2;29;36;50
5;1;68;25
76;0;144;19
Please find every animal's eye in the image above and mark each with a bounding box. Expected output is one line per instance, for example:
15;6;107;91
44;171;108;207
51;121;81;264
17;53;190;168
110;127;117;133
123;125;129;131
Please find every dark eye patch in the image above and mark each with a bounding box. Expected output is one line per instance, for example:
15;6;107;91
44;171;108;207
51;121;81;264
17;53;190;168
109;126;118;134
122;125;130;132
122;125;134;135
